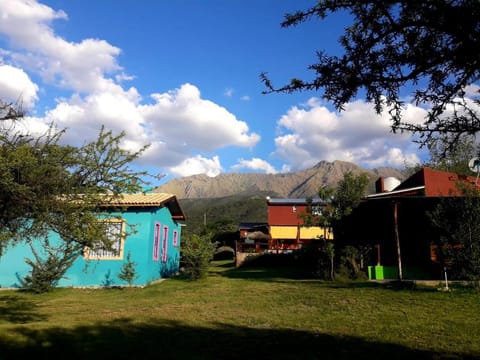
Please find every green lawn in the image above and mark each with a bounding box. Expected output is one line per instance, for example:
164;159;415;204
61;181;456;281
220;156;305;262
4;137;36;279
0;260;479;359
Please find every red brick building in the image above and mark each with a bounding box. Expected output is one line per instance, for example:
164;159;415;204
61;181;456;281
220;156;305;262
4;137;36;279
340;167;480;280
266;197;333;252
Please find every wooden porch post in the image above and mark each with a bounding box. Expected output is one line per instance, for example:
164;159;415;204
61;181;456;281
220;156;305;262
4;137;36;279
393;200;403;281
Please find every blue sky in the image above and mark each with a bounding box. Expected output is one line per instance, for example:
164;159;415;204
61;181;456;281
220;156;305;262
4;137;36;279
0;0;433;186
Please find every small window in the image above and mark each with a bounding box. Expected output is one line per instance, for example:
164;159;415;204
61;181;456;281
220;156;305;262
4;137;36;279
153;222;161;261
173;229;179;247
162;225;169;262
85;220;125;260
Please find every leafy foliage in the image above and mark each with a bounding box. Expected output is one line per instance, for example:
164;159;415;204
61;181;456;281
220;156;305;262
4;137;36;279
332;171;370;219
0;99;150;291
425;134;480;175
180;196;267;237
301;172;369;231
118;252;138;286
20;238;79;293
301;172;370;280
337;245;371;281
180;233;217;280
261;1;480;151
429;182;480;281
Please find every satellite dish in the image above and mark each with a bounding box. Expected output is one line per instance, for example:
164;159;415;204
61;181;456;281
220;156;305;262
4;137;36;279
469;157;480;173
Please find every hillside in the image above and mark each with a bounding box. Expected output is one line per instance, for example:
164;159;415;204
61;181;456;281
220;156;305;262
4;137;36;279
179;194;269;236
156;160;407;235
154;160;406;199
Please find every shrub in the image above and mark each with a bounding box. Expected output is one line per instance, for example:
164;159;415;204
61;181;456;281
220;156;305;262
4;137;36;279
118;251;138;286
180;233;217;280
298;241;334;280
20;240;79;293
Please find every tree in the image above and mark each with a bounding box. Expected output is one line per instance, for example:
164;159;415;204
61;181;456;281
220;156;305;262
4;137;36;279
302;172;370;279
203;217;238;249
402;133;480;178
332;171;370;219
180;233;217;280
261;1;480;152
118;251;139;286
0;99;23;121
0;100;150;291
429;182;480;282
20;237;79;293
303;172;369;228
424;134;480;175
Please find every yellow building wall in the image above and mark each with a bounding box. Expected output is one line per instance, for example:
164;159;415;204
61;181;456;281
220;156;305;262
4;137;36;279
270;226;333;240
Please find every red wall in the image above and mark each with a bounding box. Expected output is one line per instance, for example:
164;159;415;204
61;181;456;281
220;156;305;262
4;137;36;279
423;167;479;196
396;167;480;197
267;204;310;226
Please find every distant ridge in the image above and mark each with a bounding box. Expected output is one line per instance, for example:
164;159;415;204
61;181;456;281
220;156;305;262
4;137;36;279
154;160;406;199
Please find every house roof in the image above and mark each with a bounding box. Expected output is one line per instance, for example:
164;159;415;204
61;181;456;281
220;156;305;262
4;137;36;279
371;167;480;199
106;193;186;220
266;197;324;205
238;222;269;230
406;167;479;196
367;186;425;199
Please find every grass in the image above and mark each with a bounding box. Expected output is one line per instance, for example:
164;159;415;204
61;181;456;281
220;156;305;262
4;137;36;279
0;260;479;359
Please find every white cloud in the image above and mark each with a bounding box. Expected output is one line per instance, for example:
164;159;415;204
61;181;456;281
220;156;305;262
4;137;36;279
0;64;38;109
170;155;223;177
464;83;480;97
231;158;277;174
0;1;262;178
34;89;144;147
0;0;447;181
0;0;122;94
27;82;260;172
115;72;135;83
140;83;260;152
274;98;427;170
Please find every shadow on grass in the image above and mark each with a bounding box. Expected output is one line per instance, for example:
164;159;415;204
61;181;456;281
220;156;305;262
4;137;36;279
1;318;476;360
0;294;48;324
221;254;313;280
218;256;443;292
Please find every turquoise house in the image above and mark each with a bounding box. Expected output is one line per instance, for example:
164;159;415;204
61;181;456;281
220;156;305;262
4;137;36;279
0;193;186;288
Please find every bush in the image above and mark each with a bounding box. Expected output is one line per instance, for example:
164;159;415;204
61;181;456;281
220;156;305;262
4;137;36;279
213;246;235;260
20;242;78;293
298;241;334;280
117;251;138;286
180;233;217;280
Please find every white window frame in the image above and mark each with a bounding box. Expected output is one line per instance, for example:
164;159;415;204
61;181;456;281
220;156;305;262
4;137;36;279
85;219;126;260
311;205;322;216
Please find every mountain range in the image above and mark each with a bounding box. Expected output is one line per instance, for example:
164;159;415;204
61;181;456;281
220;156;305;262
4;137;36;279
154;160;407;199
153;160;408;235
